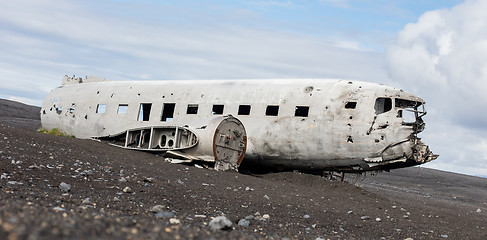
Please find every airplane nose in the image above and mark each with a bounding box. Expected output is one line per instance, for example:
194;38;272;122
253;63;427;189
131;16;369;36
411;138;438;163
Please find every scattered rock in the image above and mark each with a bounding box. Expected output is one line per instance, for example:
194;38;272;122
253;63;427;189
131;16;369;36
144;177;155;183
263;194;270;200
59;182;71;192
113;197;121;202
303;214;310;219
82;198;92;204
119;177;127;182
441;234;449;238
209;216;233;231
151;205;166;213
238;219;250;227
53;207;65;211
476;208;481;213
347;211;353;214
155;211;175;219
169;218;180;224
123;187;132;193
375;218;381;222
262;214;270;219
361;216;370;220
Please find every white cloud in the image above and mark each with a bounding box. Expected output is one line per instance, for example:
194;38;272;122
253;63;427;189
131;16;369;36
0;0;387;88
387;0;487;175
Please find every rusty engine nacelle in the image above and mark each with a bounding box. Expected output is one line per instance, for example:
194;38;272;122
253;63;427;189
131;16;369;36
182;116;247;171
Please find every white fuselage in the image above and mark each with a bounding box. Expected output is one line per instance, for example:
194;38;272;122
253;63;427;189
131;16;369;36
41;78;436;171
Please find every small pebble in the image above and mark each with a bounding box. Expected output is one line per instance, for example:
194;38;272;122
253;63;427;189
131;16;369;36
151;205;166;213
59;182;71;192
169;218;180;224
155;211;175;219
209;216;232;230
238;219;250;227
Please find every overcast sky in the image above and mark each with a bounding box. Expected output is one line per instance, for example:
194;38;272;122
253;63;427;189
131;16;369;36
1;0;485;176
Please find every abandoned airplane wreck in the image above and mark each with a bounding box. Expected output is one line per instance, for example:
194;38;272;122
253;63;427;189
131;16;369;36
40;75;438;172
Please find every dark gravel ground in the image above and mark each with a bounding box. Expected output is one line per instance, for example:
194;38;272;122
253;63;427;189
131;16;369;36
0;98;486;239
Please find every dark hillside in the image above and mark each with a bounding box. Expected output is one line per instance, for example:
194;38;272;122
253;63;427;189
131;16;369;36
0;98;41;130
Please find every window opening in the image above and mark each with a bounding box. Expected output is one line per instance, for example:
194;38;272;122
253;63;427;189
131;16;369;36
294;106;309;117
117;104;128;114
137;103;152;121
212;105;224;115
186;104;198;114
69;103;76;113
345;102;357;109
161;103;176;121
395;98;423;123
266;105;279;116
96;104;106;114
395;98;418;108
374;98;392;115
238;105;251;115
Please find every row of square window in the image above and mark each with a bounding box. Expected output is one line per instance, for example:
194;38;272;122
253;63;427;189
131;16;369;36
96;103;310;121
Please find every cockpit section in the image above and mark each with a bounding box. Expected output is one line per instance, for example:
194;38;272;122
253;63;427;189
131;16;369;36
373;97;426;133
365;95;437;171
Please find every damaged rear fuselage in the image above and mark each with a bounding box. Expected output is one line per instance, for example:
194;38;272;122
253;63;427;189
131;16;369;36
41;76;437;172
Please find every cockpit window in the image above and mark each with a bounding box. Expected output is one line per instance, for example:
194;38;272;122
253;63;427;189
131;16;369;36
374;97;392;115
395;98;422;123
395;98;419;108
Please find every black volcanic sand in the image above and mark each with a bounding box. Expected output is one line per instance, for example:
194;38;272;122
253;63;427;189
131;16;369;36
0;99;486;239
0;99;41;131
